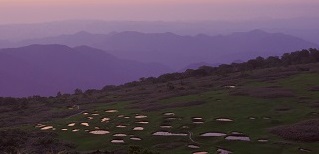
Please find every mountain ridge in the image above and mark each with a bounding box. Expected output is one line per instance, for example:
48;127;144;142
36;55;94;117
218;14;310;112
0;44;172;97
12;30;319;69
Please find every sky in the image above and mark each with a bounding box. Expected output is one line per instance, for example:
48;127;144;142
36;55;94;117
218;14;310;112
0;0;319;24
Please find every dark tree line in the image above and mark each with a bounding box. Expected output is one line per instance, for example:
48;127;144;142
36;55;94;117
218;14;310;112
131;48;319;84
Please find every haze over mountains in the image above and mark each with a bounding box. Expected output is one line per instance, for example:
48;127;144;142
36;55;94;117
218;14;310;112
0;45;171;97
8;29;318;69
0;20;318;97
0;18;318;43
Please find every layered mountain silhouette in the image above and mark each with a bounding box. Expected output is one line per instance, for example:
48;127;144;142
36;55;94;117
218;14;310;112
0;30;318;97
1;19;319;43
0;45;171;97
16;30;318;69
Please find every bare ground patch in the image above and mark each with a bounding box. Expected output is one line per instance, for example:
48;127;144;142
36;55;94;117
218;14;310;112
270;119;319;142
275;105;292;112
308;101;319;108
230;87;295;98
309;86;319;91
152;142;185;150
130;101;205;111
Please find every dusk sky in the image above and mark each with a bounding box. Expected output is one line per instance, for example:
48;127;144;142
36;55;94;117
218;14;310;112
1;0;319;24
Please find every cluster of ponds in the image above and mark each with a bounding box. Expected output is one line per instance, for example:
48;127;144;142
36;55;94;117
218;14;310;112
35;109;274;154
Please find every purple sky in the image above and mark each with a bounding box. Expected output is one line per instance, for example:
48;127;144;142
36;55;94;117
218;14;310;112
1;0;319;24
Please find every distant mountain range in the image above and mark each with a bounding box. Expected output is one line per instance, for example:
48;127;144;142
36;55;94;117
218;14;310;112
10;30;319;69
0;18;319;44
0;45;171;97
0;29;318;97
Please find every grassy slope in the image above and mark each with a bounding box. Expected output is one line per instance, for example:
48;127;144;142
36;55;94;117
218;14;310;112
32;70;319;153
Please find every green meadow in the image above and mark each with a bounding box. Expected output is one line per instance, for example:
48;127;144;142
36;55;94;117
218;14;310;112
33;70;319;153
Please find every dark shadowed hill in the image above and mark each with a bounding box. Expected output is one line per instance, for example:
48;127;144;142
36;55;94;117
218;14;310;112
0;45;172;97
17;30;319;69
